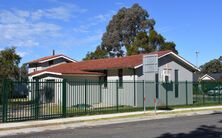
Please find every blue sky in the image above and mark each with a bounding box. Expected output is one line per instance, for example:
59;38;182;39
0;0;221;67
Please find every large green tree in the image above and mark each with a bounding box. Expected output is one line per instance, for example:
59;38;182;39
84;3;178;60
0;47;21;79
200;57;222;73
83;45;108;60
20;64;28;81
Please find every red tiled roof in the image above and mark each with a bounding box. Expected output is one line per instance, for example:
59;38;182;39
27;54;75;64
29;50;172;76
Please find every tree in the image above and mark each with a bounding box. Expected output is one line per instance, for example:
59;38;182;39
83;45;108;60
101;4;153;57
160;42;178;54
127;32;153;55
84;4;178;60
200;58;222;73
20;64;28;81
0;47;21;79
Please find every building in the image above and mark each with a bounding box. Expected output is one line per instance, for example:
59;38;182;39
194;73;222;82
27;50;199;107
27;53;76;75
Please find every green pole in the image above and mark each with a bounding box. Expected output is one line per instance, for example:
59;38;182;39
85;80;87;114
202;82;205;105
116;80;119;112
133;69;136;106
62;79;67;118
35;79;39;120
2;79;7;123
166;83;168;109
214;83;216;102
219;82;221;104
142;80;145;111
186;81;188;105
99;80;102;103
196;83;198;104
5;80;8;122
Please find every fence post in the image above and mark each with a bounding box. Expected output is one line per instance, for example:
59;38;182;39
99;80;102;103
116;80;119;112
219;82;221;104
202;81;205;105
133;69;136;107
142;80;145;112
85;80;87;114
2;79;7;123
214;83;216;102
165;83;168;109
35;79;39;120
196;83;198;104
62;79;67;118
186;81;188;105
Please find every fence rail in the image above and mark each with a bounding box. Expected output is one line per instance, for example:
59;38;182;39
0;79;222;123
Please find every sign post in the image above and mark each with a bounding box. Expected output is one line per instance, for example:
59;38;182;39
154;98;157;114
144;96;146;113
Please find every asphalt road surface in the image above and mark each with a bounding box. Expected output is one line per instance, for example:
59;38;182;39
5;113;222;138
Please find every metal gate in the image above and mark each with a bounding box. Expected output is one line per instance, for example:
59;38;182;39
1;80;64;123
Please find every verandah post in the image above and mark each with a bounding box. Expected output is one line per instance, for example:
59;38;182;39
62;79;67;118
116;80;119;112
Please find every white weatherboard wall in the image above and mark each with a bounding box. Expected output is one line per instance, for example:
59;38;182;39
64;76;100;107
102;69;137;107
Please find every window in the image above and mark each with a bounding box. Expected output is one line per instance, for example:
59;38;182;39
165;75;169;83
104;70;107;88
118;69;123;88
49;60;54;66
175;70;179;98
163;69;171;82
155;73;159;99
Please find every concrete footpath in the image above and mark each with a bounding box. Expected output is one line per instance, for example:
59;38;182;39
0;106;222;137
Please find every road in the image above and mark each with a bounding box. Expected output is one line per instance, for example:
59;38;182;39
5;113;222;138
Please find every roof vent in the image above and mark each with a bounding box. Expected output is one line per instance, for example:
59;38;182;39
53;50;55;55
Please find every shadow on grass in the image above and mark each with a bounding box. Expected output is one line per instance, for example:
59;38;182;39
158;121;222;138
157;106;173;111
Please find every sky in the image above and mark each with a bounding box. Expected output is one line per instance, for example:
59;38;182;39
0;0;221;67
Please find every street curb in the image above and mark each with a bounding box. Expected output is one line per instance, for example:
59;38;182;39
0;105;222;132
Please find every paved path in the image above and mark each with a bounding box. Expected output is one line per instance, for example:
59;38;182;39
4;113;222;138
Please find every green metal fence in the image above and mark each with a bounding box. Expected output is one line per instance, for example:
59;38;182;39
0;79;221;123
